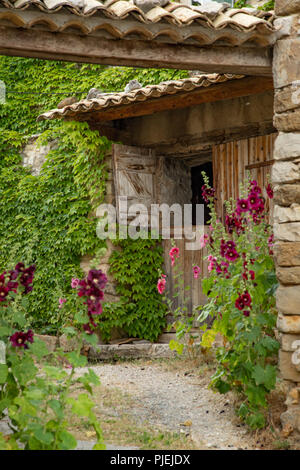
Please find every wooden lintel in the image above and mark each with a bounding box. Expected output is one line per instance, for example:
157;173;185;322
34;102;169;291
78;76;274;123
0;25;272;75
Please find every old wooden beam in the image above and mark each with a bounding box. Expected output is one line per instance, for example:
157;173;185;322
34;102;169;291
0;26;272;75
67;76;274;123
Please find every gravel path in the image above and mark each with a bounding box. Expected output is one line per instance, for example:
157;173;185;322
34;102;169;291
78;362;255;450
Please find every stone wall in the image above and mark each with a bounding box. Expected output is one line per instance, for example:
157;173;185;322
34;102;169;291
21;134;56;175
273;0;300;434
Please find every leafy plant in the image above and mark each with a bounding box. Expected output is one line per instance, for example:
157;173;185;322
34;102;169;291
0;263;105;450
0;57;185;337
197;174;279;429
101;234;167;342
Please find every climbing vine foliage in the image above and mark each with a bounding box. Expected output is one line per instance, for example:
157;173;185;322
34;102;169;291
0;57;180;336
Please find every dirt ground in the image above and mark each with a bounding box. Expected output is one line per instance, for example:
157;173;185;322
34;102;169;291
69;356;298;450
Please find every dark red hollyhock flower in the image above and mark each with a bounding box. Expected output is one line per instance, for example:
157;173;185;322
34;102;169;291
19;265;36;293
14;263;25;273
220;239;226;257
225;214;243;235
249;270;255;280
78;280;89;297
0;285;9;302
242;272;248;281
86;299;103;315
83;323;94;335
87;312;97;327
241;291;252;306
10;329;34;349
9;269;18;281
237;198;250;213
7;281;18;293
266;183;273;199
0;273;7;286
87;269;107;290
224;249;239;262
248;192;261;211
226;240;236;250
243;311;250;317
235;296;245;311
251;185;262;195
201;184;215;203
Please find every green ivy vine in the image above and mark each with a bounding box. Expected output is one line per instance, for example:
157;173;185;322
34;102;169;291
0;56;182;337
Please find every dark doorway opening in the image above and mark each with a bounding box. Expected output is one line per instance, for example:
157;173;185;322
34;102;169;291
191;161;213;225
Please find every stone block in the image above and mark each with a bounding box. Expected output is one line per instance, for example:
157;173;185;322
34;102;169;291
275;85;300;114
34;334;58;352
274;132;300;161
274;184;300;206
276;285;300;314
273;204;300;224
277;312;300;333
274;109;300;132
276;266;300;284
273;242;300;266
274;222;300;241
281;408;300;434
280;333;300;351
275;0;300;16
279;350;300;382
271;161;300;184
273;38;300;89
58;334;80;352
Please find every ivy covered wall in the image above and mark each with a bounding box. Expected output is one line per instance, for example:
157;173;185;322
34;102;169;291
0;57;188;338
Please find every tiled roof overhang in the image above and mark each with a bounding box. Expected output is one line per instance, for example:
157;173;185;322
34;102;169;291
0;0;278;47
38;73;274;123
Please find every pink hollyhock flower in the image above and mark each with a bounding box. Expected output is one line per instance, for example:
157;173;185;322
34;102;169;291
71;278;80;288
208;257;217;272
200;234;209;249
268;234;274;247
157;275;166;294
59;298;66;308
169;247;179;266
266;183;273;199
193;266;201;279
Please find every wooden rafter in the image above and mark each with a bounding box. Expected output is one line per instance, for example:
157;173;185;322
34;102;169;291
0;26;273;76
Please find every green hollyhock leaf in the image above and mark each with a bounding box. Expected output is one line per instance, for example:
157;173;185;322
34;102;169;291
67;393;95;417
65;351;87;368
11;357;37;386
57;430;77;450
32;425;54;446
0;364;8;384
252;365;277;391
28;337;50;359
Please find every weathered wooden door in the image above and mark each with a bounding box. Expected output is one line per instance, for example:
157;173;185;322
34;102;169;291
112;144;157;224
113;145;207;316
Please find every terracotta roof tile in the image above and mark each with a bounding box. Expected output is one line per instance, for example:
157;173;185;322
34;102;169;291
0;0;278;46
38;72;244;121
